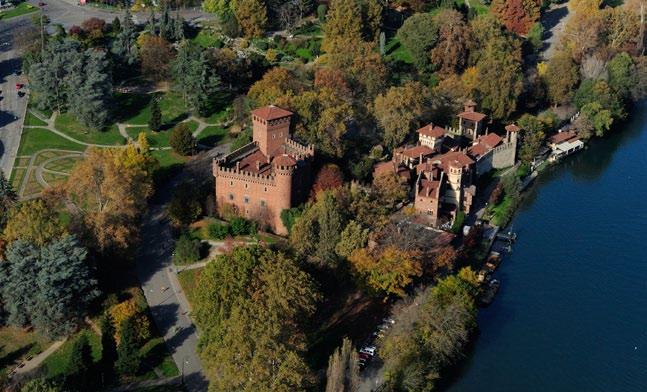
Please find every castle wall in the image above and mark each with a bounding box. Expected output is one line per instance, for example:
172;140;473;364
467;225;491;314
492;142;516;170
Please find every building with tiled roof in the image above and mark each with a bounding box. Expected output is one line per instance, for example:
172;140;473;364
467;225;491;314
457;100;488;140
213;106;314;234
417;124;446;150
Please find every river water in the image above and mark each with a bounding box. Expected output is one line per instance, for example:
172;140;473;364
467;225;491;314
448;102;647;392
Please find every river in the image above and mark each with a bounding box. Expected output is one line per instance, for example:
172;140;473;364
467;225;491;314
448;102;647;392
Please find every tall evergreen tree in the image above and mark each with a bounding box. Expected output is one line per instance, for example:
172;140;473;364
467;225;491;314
100;314;118;383
0;171;17;230
325;337;359;392
173;12;185;41
172;42;222;116
147;7;156;35
65;334;94;391
68;49;112;130
112;8;138;66
159;4;171;40
149;97;162;131
115;317;140;376
0;236;99;338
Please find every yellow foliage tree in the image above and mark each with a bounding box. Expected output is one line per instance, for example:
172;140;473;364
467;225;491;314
109;298;151;343
348;246;422;297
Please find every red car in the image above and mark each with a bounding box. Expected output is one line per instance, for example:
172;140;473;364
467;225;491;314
15;83;23;90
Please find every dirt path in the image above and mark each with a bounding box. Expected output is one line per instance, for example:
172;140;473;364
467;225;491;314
541;1;571;60
11;339;66;380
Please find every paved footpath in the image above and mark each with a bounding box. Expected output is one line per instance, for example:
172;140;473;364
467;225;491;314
136;144;229;392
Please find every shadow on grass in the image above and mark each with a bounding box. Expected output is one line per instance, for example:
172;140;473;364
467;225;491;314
114;93;152;123
198;133;226;147
161;113;190;132
0;343;35;371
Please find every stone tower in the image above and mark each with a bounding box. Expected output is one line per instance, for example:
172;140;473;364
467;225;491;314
252;105;292;157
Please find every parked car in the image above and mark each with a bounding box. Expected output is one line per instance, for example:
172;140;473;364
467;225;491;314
38;2;46;6
358;352;371;361
360;346;376;356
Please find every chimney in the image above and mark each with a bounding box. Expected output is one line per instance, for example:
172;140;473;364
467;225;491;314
256;161;261;171
236;161;240;171
464;100;476;113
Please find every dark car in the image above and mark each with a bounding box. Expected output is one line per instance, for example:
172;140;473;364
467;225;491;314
38;2;46;6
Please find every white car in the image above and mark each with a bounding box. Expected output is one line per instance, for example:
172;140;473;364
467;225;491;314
360;346;376;356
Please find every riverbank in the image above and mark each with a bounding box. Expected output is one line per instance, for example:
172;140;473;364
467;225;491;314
446;101;647;391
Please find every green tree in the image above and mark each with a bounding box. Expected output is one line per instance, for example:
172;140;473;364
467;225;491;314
543;50;579;106
471;16;523;119
397;13;438;73
100;314;118;382
518;114;546;164
111;8;138;65
581;102;613;137
149;97;162;131
172;42;223;116
193;247;319;391
335;220;369;258
348;246;422;297
169;123;196;156
203;0;231;14
167;181;203;226
374;81;428;149
431;9;470;75
173;234;201;264
68;48;112;130
290;191;347;267
66;334;94;391
3;199;66;246
0;236;99;338
574;79;624;118
280;207;304;234
233;0;268;38
325;337;359;392
0;171;17;231
322;0;363;52
115;317;140;376
607;52;635;100
20;379;63;392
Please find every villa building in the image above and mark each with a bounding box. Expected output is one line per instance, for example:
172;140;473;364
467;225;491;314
212;105;314;235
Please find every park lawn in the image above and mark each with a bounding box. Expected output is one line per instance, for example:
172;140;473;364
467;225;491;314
139;338;179;378
115;92;152;125
177;268;203;305
0;2;38;20
42;329;101;379
193;30;222;48
24;111;48;126
201;107;230;124
10;167;26;189
489;194;514;227
159;91;190;126
198;126;229;147
385;37;413;64
18;128;86;156
0;327;51;376
55;113;126;145
454;0;489;14
127;127;172;148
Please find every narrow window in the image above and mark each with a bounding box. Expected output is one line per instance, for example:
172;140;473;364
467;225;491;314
244;196;250;204
229;194;234;201
260;200;266;207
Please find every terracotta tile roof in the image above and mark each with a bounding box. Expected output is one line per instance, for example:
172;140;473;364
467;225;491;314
400;145;435;159
478;133;503;148
505;124;521;133
439;151;474;170
237;149;271;175
417;124;445;138
468;143;488;158
252;105;293;121
273;154;297;167
458;111;487;122
419;178;441;198
549;131;578;145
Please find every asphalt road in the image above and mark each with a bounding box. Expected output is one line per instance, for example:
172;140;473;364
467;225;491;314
0;15;30;178
136;144;229;392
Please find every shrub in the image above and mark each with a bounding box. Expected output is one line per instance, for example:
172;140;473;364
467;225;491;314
317;4;327;22
229;217;256;236
208;222;230;240
167;182;203;226
239;38;249;48
255;40;268;50
169;123;195;156
174;234;201;264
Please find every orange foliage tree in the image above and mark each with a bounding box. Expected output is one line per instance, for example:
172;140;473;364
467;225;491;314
491;0;541;36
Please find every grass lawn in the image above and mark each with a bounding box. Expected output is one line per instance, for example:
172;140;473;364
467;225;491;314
114;92;152;125
0;327;51;377
139;338;179;378
489;194;513;226
0;2;38;20
201;107;230;124
385;37;413;64
197;126;229;147
192;30;222;48
10;167;26;189
24;111;48;126
177;268;203;305
455;0;489;14
18;128;86;155
55;113;125;145
42;329;101;378
128;127;172;148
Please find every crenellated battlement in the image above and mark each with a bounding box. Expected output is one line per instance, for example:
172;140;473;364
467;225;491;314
213;162;278;186
219;142;259;165
284;138;315;157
